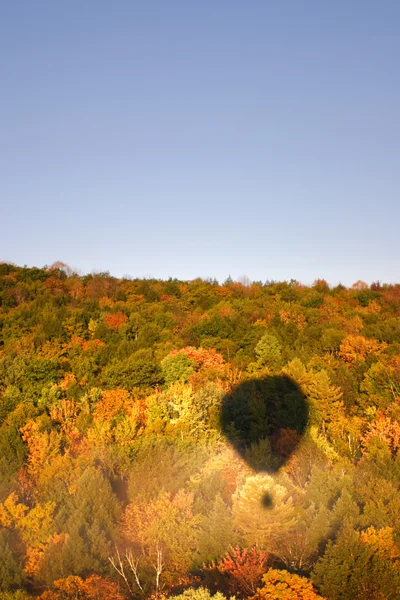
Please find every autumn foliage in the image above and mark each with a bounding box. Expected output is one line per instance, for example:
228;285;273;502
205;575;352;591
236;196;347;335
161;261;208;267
251;569;326;600
210;547;269;596
104;312;127;330
38;575;124;600
0;264;399;599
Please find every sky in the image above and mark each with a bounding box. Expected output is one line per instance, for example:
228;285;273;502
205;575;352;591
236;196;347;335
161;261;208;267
1;1;400;286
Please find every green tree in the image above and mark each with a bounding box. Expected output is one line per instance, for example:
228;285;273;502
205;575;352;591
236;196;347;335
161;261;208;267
161;353;195;385
255;334;282;370
197;494;237;564
0;529;26;592
232;474;295;550
312;524;400;600
40;467;120;583
102;353;162;392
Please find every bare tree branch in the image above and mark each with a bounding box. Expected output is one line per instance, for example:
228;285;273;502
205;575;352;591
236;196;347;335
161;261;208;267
108;546;135;597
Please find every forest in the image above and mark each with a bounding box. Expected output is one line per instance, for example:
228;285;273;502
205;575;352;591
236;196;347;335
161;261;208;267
0;262;399;600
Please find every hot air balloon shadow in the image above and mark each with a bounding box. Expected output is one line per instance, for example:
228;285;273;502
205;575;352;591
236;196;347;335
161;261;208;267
220;375;308;508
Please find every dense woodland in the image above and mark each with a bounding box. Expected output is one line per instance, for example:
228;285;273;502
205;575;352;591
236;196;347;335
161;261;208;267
0;262;400;599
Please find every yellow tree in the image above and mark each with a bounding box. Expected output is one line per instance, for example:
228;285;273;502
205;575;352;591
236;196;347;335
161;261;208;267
0;492;55;578
306;370;344;434
20;420;62;483
121;489;201;592
251;569;326;600
38;574;124;600
339;335;387;365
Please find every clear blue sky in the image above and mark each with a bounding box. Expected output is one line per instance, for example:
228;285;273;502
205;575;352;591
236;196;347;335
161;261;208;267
2;1;399;286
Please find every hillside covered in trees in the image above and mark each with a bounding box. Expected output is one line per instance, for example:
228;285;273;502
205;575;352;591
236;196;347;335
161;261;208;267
0;262;400;599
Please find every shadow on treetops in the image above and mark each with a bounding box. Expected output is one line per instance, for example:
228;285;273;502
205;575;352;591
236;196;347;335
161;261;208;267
220;375;308;505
